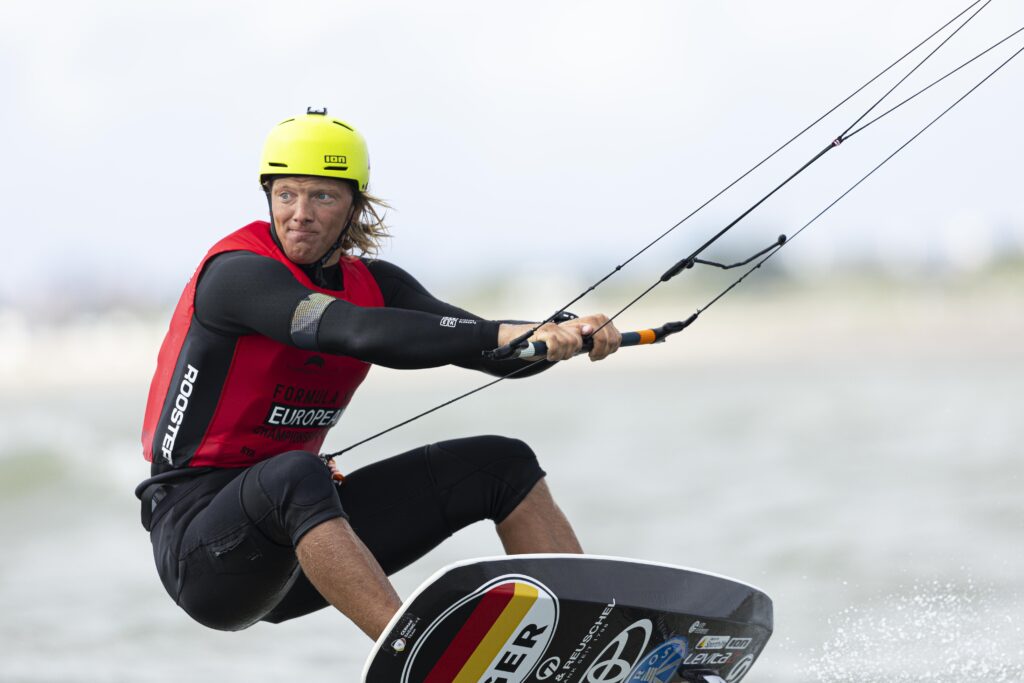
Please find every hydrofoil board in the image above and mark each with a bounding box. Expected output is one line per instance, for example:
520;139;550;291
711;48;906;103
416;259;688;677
362;554;772;683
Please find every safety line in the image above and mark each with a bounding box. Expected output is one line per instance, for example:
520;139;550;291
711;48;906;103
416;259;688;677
585;0;994;337
486;0;989;358
699;39;1024;320
845;23;1024;140
838;0;992;138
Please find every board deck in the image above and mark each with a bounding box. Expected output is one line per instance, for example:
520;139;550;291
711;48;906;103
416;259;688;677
362;554;772;683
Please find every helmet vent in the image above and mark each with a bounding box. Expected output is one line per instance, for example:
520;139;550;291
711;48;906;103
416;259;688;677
323;166;348;171
332;120;354;132
268;162;288;168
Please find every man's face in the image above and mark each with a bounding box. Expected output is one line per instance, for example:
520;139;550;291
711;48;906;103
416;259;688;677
270;176;355;265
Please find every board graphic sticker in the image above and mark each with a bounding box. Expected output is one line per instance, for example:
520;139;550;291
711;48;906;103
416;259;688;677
625;636;688;682
363;554;773;683
402;575;558;682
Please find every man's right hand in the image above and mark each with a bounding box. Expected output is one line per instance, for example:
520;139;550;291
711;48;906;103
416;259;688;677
497;322;584;362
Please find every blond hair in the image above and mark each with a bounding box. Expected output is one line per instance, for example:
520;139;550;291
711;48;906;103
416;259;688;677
344;190;391;257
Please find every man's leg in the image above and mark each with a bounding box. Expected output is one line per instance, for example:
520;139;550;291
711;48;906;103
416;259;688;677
264;435;578;633
495;478;583;554
172;451;389;633
293;473;580;640
295;517;401;640
295;464;582;641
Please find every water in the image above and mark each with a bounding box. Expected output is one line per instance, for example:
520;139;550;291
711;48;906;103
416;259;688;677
1;288;1022;682
807;581;1024;682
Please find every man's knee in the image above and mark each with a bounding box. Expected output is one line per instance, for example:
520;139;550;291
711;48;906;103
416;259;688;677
486;437;546;523
242;450;345;546
482;435;542;477
257;450;334;501
430;435;547;524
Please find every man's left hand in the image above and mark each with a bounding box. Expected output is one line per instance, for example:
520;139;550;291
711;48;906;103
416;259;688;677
559;314;621;361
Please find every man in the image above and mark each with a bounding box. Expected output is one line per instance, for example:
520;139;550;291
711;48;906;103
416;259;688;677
137;108;621;641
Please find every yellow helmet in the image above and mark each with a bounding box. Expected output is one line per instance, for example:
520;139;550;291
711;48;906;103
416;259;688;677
259;107;370;191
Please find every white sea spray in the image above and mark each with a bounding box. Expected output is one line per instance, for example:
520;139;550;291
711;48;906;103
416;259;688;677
805;579;1024;683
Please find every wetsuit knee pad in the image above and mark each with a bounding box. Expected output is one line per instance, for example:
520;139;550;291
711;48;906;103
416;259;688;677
428;435;546;526
240;450;346;546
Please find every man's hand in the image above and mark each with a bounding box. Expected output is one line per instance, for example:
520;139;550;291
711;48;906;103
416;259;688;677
497;321;583;361
559;314;621;361
497;314;621;362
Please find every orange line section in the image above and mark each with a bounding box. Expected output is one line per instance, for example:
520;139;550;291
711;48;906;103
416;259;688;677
452;582;539;683
638;329;657;345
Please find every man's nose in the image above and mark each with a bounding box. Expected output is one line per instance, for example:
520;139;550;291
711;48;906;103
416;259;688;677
291;196;313;223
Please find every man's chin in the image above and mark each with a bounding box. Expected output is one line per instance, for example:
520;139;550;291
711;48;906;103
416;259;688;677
283;246;320;265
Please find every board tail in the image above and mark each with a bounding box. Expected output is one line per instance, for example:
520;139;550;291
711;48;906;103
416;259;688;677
363;554;772;683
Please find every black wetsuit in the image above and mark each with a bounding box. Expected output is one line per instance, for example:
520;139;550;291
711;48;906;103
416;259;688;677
138;253;549;631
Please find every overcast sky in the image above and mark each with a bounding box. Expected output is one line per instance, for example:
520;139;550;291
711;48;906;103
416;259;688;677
2;0;1022;307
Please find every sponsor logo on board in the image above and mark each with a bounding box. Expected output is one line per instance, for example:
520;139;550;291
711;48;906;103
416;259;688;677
535;656;561;680
696;635;731;650
682;651;732;666
579;619;653;683
625;636;687;683
398;614;420;639
384;614;420;658
401;575;559;683
726;637;752;650
688;620;710;635
553;600;616;681
726;654;756;682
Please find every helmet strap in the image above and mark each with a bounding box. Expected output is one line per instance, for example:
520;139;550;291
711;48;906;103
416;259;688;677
311;220;351;286
264;190;287;253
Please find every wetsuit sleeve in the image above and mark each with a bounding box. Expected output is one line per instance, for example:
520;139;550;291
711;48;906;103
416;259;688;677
364;259;554;378
193;252;502;369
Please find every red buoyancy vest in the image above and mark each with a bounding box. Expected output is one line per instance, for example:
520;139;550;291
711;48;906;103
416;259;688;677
141;221;384;469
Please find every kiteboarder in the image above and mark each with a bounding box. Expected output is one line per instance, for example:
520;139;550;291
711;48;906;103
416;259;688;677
136;108;621;640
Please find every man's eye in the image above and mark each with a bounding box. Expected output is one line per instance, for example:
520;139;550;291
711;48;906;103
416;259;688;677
315;192;332;201
278;192;293;201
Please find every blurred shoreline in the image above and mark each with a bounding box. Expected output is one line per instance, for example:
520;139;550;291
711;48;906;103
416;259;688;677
2;266;1021;394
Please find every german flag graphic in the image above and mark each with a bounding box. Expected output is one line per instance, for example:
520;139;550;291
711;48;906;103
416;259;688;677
418;578;557;683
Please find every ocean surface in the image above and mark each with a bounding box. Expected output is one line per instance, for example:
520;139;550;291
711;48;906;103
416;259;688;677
1;282;1022;682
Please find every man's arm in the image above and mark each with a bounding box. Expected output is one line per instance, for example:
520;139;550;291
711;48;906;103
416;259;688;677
194;252;500;369
363;259;555;378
